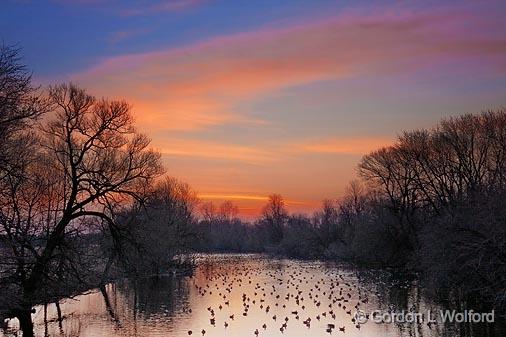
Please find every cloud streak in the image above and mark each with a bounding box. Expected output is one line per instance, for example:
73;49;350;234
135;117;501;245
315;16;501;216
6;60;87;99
297;137;393;155
155;135;393;165
158;138;276;164
75;7;506;132
121;0;206;16
68;4;506;216
50;0;207;15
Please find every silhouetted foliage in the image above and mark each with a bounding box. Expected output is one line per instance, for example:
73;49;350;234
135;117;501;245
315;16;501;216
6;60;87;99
198;110;506;313
116;176;199;275
0;76;165;335
196;201;261;252
256;194;288;246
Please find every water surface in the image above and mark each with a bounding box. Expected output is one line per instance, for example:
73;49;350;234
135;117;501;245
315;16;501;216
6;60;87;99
1;254;501;337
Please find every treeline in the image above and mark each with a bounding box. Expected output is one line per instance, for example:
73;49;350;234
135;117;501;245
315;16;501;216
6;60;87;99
193;110;506;313
358;111;506;311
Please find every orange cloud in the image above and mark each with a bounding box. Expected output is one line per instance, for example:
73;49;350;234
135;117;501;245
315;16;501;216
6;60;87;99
74;8;506;132
298;137;393;155
199;193;309;205
158;139;275;164
199;193;269;202
155;136;392;165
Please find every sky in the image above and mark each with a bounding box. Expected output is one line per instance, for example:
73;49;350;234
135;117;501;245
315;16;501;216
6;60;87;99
2;0;506;218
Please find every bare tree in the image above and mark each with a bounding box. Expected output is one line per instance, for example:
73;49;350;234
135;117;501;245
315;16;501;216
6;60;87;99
196;200;258;252
359;144;420;250
0;44;46;203
313;199;340;247
0;44;45;157
119;176;199;274
0;44;47;333
200;201;217;223
258;194;288;244
218;200;239;222
0;83;163;336
355;109;506;304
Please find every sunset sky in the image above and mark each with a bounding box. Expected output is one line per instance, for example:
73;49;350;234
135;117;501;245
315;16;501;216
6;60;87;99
2;0;506;217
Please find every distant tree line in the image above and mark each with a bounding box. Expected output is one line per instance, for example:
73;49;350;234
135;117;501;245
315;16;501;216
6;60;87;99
195;110;506;313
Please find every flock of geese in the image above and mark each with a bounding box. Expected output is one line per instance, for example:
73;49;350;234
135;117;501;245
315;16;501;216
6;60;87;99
184;258;370;336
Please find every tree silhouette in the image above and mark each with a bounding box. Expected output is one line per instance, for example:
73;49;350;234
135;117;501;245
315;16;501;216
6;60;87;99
0;83;163;336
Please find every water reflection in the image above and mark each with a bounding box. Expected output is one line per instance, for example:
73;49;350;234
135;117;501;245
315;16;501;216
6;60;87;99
1;254;502;337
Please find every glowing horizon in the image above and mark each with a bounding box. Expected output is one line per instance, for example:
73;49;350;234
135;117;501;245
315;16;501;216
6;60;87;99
2;0;506;217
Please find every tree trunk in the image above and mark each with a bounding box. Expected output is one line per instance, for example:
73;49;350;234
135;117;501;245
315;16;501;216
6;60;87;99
55;301;63;332
100;285;119;324
17;309;34;337
44;303;48;337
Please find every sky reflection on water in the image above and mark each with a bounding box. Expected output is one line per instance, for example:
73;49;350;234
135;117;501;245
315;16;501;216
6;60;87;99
1;254;501;337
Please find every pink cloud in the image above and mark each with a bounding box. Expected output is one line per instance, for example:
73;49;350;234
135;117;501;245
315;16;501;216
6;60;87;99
74;7;506;132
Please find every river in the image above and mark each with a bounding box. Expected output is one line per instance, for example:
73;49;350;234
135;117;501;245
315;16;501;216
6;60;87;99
1;254;502;337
